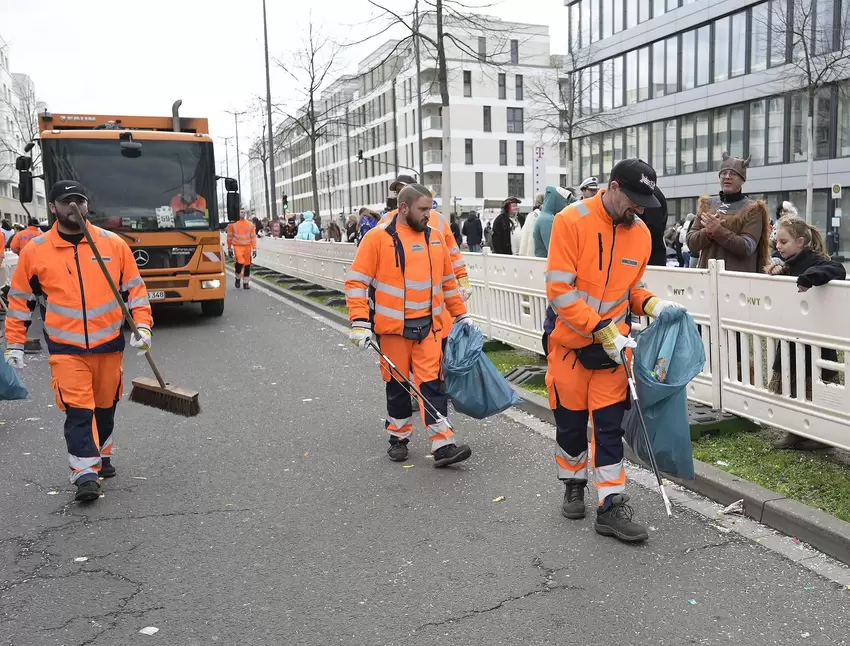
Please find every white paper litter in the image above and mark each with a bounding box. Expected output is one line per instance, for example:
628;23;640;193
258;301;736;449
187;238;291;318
721;499;744;515
74;556;88;562
302;398;313;402
132;477;148;480
715;460;729;467
47;491;59;495
139;626;159;636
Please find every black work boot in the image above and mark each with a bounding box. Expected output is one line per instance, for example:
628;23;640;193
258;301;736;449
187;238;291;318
595;493;649;543
75;479;101;503
243;282;251;290
99;458;116;479
433;443;472;468
234;277;241;288
387;438;409;462
561;480;587;519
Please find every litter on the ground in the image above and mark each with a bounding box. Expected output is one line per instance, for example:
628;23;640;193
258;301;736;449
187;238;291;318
715;460;729;467
792;537;802;544
492;496;506;503
47;491;59;495
713;524;732;533
803;585;813;591
139;626;159;635
74;556;88;562
402;465;414;469
302;398;313;402
687;599;697;605
721;499;744;515
132;477;148;480
801;633;810;638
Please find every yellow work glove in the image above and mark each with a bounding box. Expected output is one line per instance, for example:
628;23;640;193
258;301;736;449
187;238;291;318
458;276;472;301
349;322;372;349
592;321;636;365
643;297;686;318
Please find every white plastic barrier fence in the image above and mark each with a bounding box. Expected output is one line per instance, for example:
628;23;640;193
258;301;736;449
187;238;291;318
252;238;850;451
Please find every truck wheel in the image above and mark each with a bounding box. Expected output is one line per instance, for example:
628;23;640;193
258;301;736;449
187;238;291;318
201;299;225;317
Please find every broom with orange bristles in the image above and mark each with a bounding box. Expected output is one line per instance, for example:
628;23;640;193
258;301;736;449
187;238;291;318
70;204;200;417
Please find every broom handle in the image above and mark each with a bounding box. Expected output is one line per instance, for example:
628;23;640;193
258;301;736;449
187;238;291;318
70;205;168;389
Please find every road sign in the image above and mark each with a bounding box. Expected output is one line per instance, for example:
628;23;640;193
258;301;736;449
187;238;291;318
832;183;842;200
432;199;438;209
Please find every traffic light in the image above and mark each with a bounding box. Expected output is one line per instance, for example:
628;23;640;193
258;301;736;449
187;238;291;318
282;193;288;211
357;150;364;164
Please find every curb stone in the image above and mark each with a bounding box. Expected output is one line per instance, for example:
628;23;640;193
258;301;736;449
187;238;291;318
246;268;850;566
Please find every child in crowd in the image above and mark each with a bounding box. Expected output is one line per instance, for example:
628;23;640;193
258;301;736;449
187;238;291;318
764;215;846;449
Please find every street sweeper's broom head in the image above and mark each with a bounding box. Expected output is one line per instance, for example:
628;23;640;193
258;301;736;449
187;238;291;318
129;377;201;417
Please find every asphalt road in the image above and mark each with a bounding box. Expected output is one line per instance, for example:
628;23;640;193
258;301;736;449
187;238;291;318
1;282;850;646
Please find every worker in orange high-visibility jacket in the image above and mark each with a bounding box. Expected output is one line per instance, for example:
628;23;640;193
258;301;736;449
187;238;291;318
346;183;474;468
227;210;257;290
10;217;42;255
545;159;685;543
4;181;153;503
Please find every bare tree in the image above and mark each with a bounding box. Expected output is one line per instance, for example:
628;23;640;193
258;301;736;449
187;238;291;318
526;49;618;188
248;108;273;222
274;17;344;223
0;75;42;176
765;0;850;223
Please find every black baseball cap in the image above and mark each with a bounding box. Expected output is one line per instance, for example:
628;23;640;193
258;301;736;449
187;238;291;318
609;159;660;208
49;180;88;203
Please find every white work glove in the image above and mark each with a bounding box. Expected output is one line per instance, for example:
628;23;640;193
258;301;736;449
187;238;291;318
454;313;478;330
644;297;686;318
349;322;371;349
130;326;152;355
458;276;472;301
593;321;636;365
4;349;24;369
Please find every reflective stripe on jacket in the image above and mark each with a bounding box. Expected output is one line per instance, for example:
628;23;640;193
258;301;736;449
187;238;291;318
344;215;467;335
6;223;153;356
545;190;655;350
230;219;257;248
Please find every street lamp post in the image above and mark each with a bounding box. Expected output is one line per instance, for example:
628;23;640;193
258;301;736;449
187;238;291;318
262;0;278;220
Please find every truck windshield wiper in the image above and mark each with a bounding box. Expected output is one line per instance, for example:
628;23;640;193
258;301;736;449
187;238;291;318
111;229;139;244
173;230;199;242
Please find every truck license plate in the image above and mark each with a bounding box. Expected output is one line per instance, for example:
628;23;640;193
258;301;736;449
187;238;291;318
148;291;166;301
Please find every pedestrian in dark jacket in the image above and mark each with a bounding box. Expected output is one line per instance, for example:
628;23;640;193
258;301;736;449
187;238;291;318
641;185;670;267
282;218;298;239
462;211;484;252
327;220;342;242
346;215;358;243
491;197;521;255
766;215;846;449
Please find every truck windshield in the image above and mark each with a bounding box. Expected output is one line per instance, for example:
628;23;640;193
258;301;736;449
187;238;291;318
42;138;217;231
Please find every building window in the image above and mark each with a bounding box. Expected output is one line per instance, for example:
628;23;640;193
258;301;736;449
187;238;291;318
626;0;638;29
680;115;695;173
463;70;472;97
507;107;524;133
475;172;484;198
478;36;487;60
814;0;836;56
729;105;745;159
590;0;600;43
516;140;525;166
591;134;601;177
652;40;666;98
769;0;786;67
626;50;637;104
696;112;710;172
601;133;614;182
590;65;601;112
570;2;582;50
712;108;728;170
750;2;769;73
614;0;624;33
639;0;650;23
814;87;832;160
714;17;730;82
696;25;710;87
653;0;665;18
465;139;474;165
508;173;525;198
560;141;568;166
602;60;613;110
510;39;519;63
730;11;747;77
498;73;506;100
626;126;638;159
613;55;624;108
665;35;678;95
637;46;650;101
581;136;591;179
515;74;523;100
681;30;695;90
638;124;649;162
560;173;568;188
665;119;677;175
483;106;492;132
500;140;508;165
838;84;850;158
749;99;766;167
602;0;614;39
767;96;785;164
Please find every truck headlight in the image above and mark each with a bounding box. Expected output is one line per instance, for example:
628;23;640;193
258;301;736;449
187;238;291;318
201;280;221;289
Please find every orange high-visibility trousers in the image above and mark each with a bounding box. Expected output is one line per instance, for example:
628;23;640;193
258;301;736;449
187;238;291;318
49;352;124;484
546;344;630;504
377;333;455;452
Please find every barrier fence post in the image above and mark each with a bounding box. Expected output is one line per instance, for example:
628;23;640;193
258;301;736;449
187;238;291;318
708;259;724;410
481;247;494;339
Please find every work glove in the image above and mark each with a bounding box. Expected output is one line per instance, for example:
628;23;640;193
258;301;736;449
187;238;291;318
252;250;258;259
592;321;636;365
643;297;686;318
454;313;478;330
349;322;371;349
458;276;472;301
4;349;24;369
130;326;152;355
227;248;234;259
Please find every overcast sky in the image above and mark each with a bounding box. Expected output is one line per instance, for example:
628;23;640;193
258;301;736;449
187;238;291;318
1;0;567;186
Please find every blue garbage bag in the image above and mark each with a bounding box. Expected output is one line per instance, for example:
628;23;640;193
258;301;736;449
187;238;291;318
0;360;28;401
623;307;704;479
443;323;522;419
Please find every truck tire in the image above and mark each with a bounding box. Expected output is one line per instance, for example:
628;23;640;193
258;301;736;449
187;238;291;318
201;299;225;317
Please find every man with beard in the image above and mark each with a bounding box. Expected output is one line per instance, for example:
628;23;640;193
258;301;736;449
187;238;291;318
544;159;684;542
5;181;153;502
345;183;473;468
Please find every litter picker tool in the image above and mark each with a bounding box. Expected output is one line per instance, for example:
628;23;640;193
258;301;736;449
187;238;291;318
622;349;673;517
69;203;200;417
366;339;449;426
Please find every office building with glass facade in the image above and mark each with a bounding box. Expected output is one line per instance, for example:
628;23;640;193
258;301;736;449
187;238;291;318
564;0;850;255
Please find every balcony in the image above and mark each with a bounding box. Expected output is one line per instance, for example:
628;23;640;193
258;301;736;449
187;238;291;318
422;116;442;131
424;150;443;165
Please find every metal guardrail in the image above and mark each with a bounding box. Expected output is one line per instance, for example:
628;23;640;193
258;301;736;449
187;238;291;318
253;237;850;452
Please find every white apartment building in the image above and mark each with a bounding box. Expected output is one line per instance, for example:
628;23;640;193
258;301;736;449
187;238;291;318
0;35;46;225
250;15;569;223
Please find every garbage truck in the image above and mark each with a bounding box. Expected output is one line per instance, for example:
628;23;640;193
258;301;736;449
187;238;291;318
15;101;240;317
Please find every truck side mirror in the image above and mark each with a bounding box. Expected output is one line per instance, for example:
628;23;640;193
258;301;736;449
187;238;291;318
18;170;33;204
224;178;238;192
226;192;240;222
